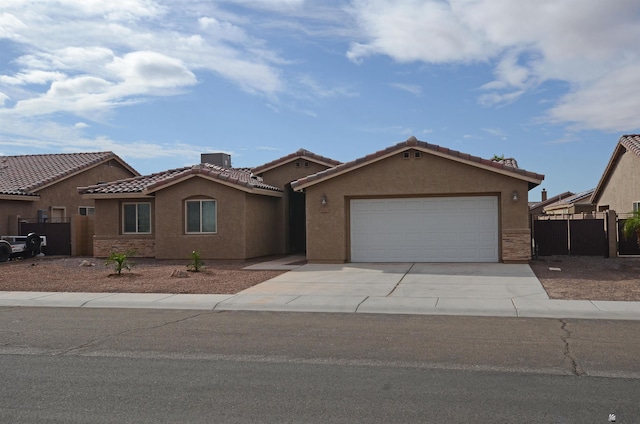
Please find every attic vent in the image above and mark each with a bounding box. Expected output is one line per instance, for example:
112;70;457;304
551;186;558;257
304;161;309;168
402;151;411;159
295;161;301;168
414;151;422;158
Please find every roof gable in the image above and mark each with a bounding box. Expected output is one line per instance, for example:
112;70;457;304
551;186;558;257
591;134;640;204
291;137;544;191
0;152;138;198
79;163;282;197
252;148;341;175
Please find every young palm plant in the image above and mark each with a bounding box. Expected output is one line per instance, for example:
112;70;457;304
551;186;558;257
623;210;640;247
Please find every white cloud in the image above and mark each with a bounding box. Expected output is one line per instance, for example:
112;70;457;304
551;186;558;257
548;63;640;132
0;92;9;105
390;82;422;96
347;0;640;131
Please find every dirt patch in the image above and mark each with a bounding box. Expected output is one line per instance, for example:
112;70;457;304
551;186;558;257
530;256;640;301
0;256;286;294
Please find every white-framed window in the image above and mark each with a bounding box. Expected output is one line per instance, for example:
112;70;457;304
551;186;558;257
633;201;640;213
186;199;217;234
79;206;95;216
123;203;151;234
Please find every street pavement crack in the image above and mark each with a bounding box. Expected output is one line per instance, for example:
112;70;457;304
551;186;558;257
55;312;211;356
560;319;585;376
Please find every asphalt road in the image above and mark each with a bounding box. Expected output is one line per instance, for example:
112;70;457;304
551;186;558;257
1;308;639;423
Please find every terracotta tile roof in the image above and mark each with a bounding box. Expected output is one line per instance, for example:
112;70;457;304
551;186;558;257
78;163;281;195
291;136;544;190
620;134;640;157
0;152;136;198
252;148;341;174
591;134;640;204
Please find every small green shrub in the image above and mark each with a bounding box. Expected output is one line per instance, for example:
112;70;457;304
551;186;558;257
623;211;640;247
187;250;204;272
105;250;136;275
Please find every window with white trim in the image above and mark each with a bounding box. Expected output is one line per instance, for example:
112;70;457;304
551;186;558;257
79;206;95;216
186;199;217;234
633;201;640;213
123;203;151;234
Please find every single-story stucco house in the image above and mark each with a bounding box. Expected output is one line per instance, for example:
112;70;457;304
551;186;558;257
79;137;544;263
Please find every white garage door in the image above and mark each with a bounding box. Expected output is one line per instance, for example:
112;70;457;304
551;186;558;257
350;196;499;262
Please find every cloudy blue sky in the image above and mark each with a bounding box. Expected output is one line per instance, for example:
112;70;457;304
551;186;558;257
1;0;639;200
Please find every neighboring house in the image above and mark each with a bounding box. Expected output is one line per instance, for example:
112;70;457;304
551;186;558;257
0;152;138;248
78;159;285;260
529;189;574;217
291;137;544;263
591;134;640;214
542;189;596;216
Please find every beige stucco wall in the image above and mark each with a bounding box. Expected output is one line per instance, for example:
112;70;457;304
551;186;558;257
1;160;135;236
244;192;282;258
302;151;532;263
256;159;333;253
92;176;282;260
595;152;640;213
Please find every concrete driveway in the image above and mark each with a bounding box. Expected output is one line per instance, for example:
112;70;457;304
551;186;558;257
220;262;552;316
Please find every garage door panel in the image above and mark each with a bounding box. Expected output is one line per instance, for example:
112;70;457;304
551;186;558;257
350;196;499;263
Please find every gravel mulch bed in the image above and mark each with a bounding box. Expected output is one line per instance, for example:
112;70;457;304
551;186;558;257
530;256;640;301
0;256;287;294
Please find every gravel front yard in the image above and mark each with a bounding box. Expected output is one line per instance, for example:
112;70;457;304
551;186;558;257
529;256;640;301
0;256;287;294
1;255;639;301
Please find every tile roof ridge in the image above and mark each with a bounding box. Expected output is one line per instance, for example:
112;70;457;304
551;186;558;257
291;136;544;189
251;148;341;173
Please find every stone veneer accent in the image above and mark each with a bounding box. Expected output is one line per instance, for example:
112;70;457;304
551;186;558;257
93;237;156;258
501;229;531;263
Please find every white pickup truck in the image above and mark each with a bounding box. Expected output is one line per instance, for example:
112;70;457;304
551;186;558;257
0;233;46;262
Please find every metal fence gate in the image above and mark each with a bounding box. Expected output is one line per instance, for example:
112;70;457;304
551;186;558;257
618;218;640;256
20;221;71;256
532;214;607;257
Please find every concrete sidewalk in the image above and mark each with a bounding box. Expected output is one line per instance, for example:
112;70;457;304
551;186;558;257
1;262;639;320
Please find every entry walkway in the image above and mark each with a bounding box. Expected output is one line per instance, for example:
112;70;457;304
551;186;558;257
1;262;639;320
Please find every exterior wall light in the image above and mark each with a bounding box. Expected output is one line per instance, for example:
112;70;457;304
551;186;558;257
321;195;328;206
511;191;519;202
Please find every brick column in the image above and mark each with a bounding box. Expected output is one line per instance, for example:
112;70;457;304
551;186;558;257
502;229;531;263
